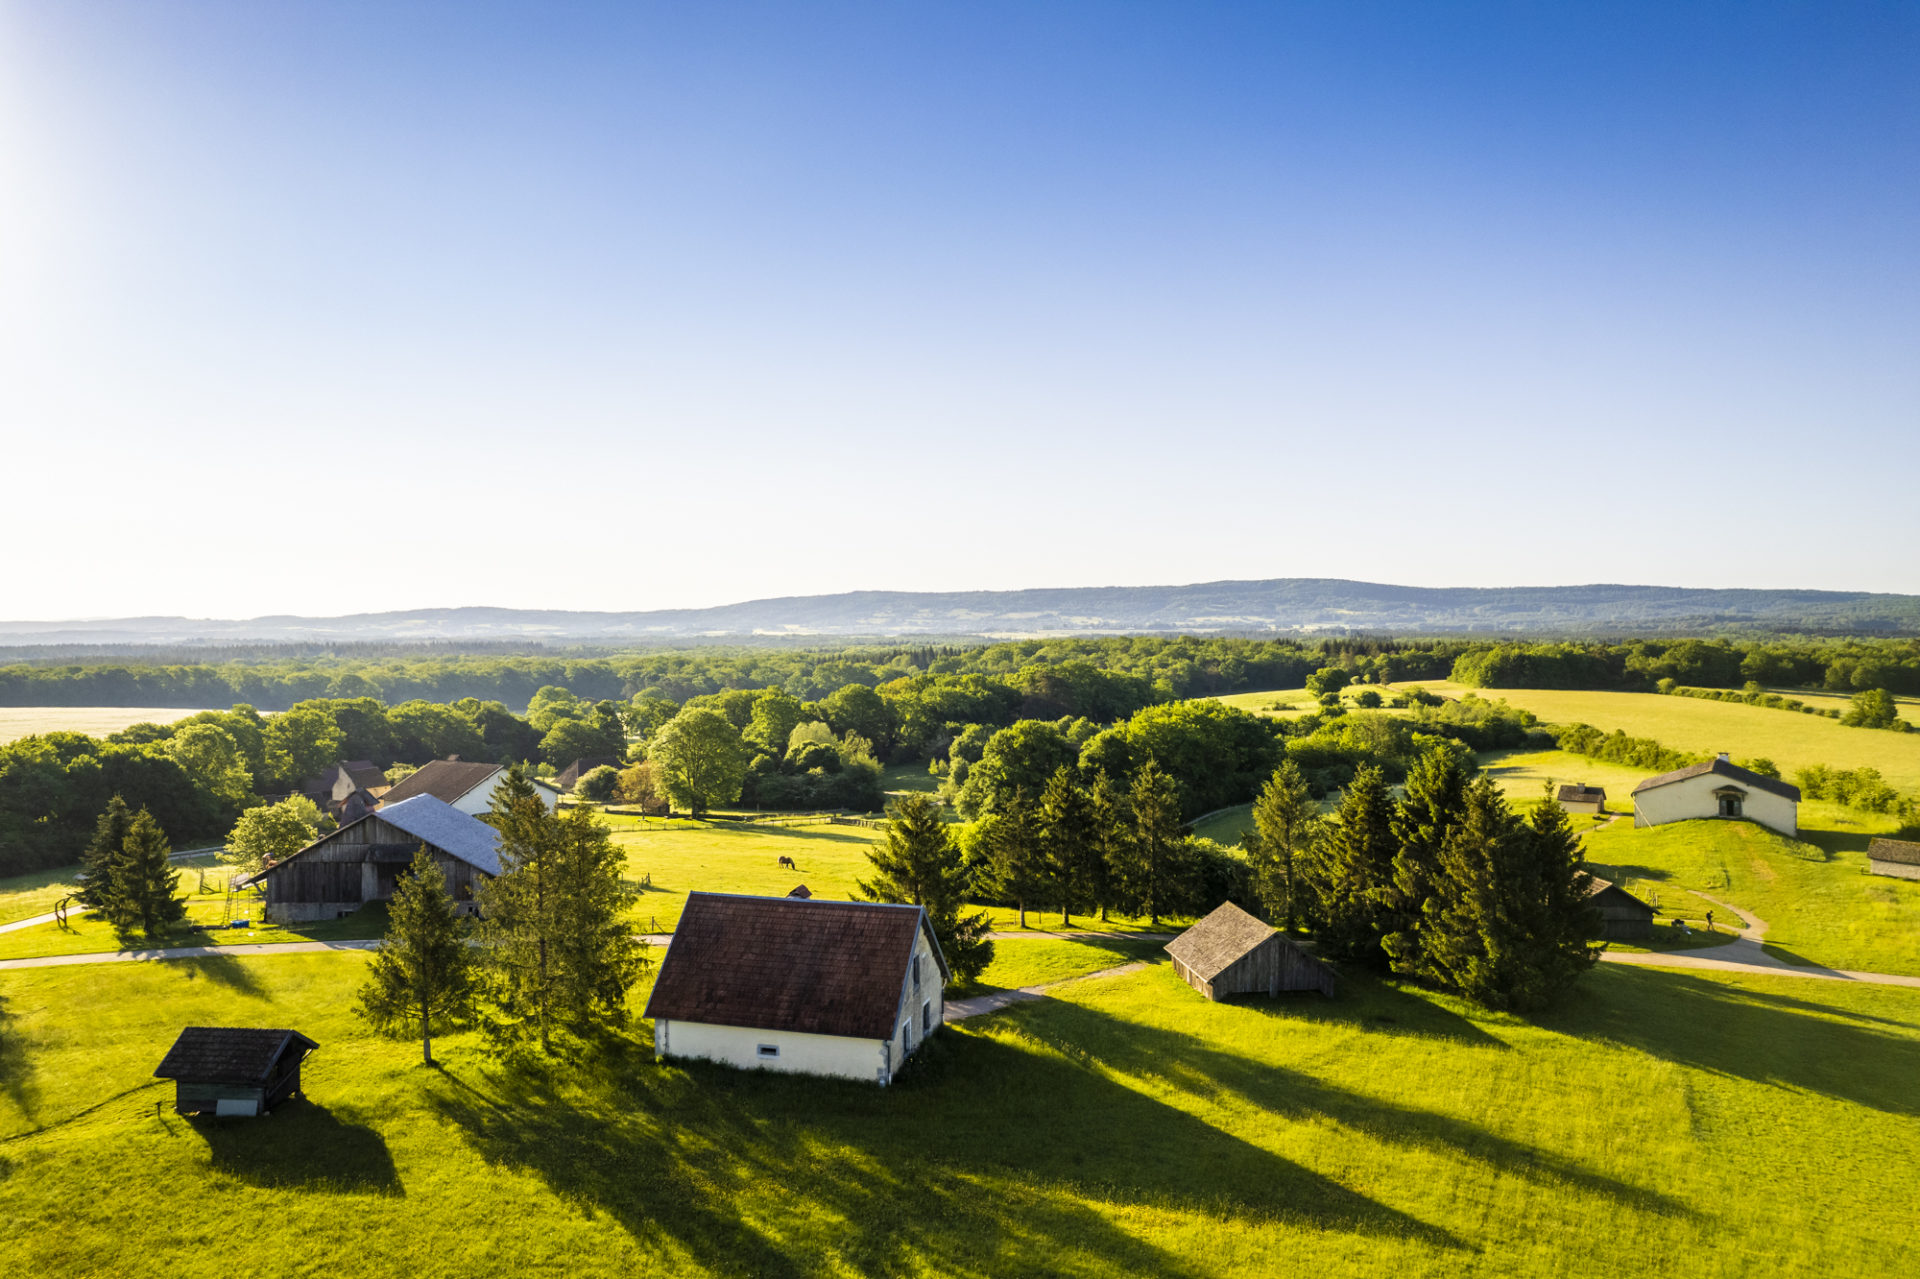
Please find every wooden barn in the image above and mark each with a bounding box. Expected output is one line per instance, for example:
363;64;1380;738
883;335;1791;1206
153;1027;318;1117
1557;784;1606;815
253;795;502;923
1165;902;1337;1000
1867;838;1920;882
1585;876;1655;940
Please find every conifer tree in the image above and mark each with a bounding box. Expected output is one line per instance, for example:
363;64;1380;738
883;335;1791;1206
1038;765;1098;926
985;789;1047;929
357;845;475;1066
108;808;185;940
1085;768;1130;923
860;793;993;983
1248;760;1318;933
1118;760;1183;926
1299;765;1396;963
76;796;134;914
546;804;648;1029
1382;742;1473;974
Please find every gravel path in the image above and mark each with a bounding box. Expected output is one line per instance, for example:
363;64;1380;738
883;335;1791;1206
1596;892;1920;987
944;962;1151;1022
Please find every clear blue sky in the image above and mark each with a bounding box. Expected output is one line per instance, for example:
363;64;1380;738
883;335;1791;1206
2;1;1914;618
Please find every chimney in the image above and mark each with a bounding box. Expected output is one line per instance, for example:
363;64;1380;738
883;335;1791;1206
1717;752;1730;763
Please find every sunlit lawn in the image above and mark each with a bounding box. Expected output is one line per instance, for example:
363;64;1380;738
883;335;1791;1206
2;953;1917;1277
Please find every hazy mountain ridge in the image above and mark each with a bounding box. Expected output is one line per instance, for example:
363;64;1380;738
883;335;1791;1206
5;579;1918;646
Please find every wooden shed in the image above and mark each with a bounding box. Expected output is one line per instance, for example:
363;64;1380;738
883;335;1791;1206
1165;902;1336;1000
1867;838;1920;882
153;1027;318;1117
254;794;502;923
1557;784;1606;815
1585;876;1655;940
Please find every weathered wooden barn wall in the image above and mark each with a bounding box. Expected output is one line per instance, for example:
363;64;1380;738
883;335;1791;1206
1173;935;1336;1000
264;815;485;922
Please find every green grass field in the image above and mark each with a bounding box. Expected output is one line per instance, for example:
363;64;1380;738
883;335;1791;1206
2;952;1916;1277
0;706;210;744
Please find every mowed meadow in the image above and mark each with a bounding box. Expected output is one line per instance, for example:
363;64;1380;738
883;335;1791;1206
0;707;210;745
2;950;1917;1278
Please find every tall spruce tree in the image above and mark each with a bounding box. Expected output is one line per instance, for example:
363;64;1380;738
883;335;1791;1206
1382;743;1473;974
860;793;994;983
109;808;186;940
985;789;1047;929
1038;766;1098;927
76;796;134;914
1118;760;1183;926
1415;778;1602;1011
478;771;647;1052
1300;765;1396;963
1085;768;1129;923
1248;760;1318;933
357;845;475;1066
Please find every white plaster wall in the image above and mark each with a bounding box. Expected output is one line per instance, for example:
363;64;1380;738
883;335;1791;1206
1633;772;1797;838
448;771;558;816
655;1020;890;1083
1868;859;1920;882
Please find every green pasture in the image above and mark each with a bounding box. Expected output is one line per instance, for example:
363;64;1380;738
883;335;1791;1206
3;952;1918;1277
1403;682;1920;794
0;706;211;745
1212;687;1314;716
967;936;1167;992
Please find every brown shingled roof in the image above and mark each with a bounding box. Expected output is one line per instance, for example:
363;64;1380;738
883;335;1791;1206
377;759;504;807
1630;757;1801;802
644;893;946;1040
153;1027;318;1085
1868;838;1920;867
1165;901;1275;982
1557;784;1605;803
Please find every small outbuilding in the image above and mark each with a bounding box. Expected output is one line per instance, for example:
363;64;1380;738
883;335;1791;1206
1584;876;1655;940
1867;838;1920;882
1165;901;1337;1000
645;892;948;1085
1557;784;1607;816
1631;753;1800;838
153;1027;318;1117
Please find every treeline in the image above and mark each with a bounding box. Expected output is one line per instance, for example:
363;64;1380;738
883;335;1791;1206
1451;638;1920;696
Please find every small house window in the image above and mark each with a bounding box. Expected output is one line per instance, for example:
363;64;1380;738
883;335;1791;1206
921;1001;931;1034
913;956;921;991
756;1043;779;1060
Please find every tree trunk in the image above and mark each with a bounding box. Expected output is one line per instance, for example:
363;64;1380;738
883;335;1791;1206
1018;900;1026;929
422;992;434;1067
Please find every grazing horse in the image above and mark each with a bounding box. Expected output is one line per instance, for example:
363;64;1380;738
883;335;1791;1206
778;855;797;869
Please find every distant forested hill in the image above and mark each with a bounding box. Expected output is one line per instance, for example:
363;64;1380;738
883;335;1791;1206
3;578;1919;645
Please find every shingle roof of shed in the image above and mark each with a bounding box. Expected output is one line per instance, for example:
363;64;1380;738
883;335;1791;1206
1558;784;1605;802
1164;901;1276;982
378;759;503;807
153;1027;317;1084
1630;757;1801;802
643;893;945;1039
1868;838;1920;867
1584;876;1654;911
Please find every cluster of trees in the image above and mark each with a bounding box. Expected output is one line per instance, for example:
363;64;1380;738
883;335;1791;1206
1793;765;1913;817
1841;689;1910;732
72;797;187;941
1451;638;1920;697
1662;683;1840;718
0;733;227;876
357;770;646;1063
1261;748;1601;1011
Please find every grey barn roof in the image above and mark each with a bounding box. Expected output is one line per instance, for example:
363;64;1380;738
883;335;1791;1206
1868;838;1920;867
1165;901;1275;982
373;795;504;876
1630;757;1801;803
153;1027;318;1085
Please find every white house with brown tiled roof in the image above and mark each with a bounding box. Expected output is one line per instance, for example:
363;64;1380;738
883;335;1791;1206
1631;754;1799;838
644;893;949;1085
376;758;557;816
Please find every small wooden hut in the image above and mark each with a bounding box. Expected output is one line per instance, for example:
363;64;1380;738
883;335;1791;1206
1165;902;1336;1000
153;1027;318;1117
1867;838;1920;882
1557;784;1606;815
1585;876;1655;939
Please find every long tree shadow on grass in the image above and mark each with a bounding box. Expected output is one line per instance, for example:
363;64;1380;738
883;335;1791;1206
176;954;268;997
1002;994;1687;1220
1219;968;1510;1050
0;992;37;1120
427;1028;1465;1278
1543;965;1920;1115
195;1102;401;1194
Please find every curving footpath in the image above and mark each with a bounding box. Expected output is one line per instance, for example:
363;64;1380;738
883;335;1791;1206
1597;893;1920;988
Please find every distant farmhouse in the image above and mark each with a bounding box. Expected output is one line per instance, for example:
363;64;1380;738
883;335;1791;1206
645;892;949;1084
1584;877;1655;940
153;1027;317;1117
1557;784;1606;816
554;757;621;792
1867;839;1920;882
1165;902;1337;1000
1631;754;1799;838
302;759;390;819
253;795;501;923
377;758;557;816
